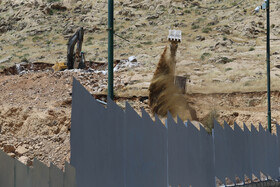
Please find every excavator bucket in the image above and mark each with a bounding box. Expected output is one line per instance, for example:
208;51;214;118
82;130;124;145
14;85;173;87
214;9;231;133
168;30;182;43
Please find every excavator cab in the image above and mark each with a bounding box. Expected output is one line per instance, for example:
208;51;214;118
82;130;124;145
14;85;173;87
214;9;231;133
67;27;85;69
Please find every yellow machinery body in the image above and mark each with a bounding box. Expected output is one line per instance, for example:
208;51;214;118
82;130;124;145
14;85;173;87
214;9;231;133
52;62;67;72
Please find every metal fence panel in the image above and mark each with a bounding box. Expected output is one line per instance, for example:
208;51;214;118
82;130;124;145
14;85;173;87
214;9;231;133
32;158;49;187
167;113;190;186
233;123;245;182
70;77;94;187
186;121;204;187
106;98;126;186
277;125;280;178
224;122;236;182
0;150;75;187
214;120;227;184
259;125;267;178
69;79;280;187
50;163;63;187
15;158;31;187
250;125;261;179
0;149;14;187
155;114;168;187
141;108;168;187
199;124;215;187
267;133;278;179
167;113;178;186
263;127;269;178
243;124;252;180
125;103;165;187
71;78;124;187
64;162;76;187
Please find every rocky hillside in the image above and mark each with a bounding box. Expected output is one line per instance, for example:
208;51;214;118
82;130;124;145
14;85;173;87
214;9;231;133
2;0;280;95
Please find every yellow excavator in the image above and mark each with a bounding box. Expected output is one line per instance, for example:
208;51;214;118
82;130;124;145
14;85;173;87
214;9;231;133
53;27;85;71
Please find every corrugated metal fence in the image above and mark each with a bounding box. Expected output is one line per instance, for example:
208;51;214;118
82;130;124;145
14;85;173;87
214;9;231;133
71;78;280;187
0;149;76;187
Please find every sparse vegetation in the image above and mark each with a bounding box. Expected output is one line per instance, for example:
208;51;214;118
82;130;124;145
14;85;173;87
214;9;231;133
244;81;251;86
197;18;205;23
184;9;191;14
225;68;233;72
46;40;52;45
202;27;212;33
32;36;43;42
220;57;233;63
142;41;153;45
200;52;211;61
194;9;201;15
21;57;28;63
249;47;255;51
202;109;219;134
17;44;24;48
191;25;200;30
85;36;94;46
47;0;61;3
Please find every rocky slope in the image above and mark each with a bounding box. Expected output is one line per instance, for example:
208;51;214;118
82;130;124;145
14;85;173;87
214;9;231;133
2;0;280;95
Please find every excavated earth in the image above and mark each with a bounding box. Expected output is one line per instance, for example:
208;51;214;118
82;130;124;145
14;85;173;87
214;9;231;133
1;67;280;170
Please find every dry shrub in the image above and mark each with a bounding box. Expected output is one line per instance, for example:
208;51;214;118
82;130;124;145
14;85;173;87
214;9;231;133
202;108;219;134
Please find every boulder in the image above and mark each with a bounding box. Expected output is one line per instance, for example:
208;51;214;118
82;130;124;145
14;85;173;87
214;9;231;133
16;145;28;155
18;156;32;166
3;144;15;153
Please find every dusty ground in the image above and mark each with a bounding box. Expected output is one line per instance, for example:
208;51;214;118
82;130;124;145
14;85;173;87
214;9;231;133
1;0;280;173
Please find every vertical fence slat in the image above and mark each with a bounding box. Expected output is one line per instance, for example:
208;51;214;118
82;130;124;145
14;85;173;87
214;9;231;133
141;108;168;187
277;124;280;178
259;125;267;179
244;123;252;181
199;124;215;187
186;121;201;187
106;98;126;187
267;133;278;179
0;149;14;187
167;113;177;186
167;113;189;186
224;122;236;182
71;77;109;187
251;125;261;179
15;158;31;187
64;162;76;187
125;102;164;187
50;163;63;187
32;158;49;187
178;116;190;186
155;114;168;187
233;122;245;182
214;120;227;184
264;127;270;178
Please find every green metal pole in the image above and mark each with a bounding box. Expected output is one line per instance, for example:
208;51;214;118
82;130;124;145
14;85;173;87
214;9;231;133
108;0;114;100
266;0;271;133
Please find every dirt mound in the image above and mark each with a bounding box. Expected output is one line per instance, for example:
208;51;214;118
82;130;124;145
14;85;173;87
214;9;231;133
0;70;109;169
2;62;53;75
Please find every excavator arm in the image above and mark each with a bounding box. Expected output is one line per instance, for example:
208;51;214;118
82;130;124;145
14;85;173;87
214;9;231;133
67;27;85;69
